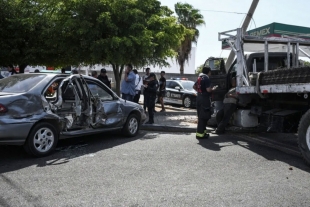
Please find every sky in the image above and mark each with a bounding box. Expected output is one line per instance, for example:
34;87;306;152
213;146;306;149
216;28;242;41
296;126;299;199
159;0;310;67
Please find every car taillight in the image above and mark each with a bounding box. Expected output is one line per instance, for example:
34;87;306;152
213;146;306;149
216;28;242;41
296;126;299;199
0;104;7;113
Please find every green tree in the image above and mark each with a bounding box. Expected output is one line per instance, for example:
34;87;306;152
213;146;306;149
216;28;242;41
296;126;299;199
174;2;205;75
0;0;50;69
301;60;310;66
1;0;189;95
196;63;204;74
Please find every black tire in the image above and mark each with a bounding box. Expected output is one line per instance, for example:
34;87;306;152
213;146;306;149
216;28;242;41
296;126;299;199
297;110;310;166
24;122;59;157
122;114;140;137
183;96;192;108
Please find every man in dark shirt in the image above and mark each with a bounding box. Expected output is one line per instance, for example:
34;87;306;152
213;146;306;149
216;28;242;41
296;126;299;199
144;73;159;124
214;77;238;134
97;68;111;88
193;66;217;139
158;71;166;112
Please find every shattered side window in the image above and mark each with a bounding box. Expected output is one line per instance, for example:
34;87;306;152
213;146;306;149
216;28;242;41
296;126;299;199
88;83;113;101
0;74;46;93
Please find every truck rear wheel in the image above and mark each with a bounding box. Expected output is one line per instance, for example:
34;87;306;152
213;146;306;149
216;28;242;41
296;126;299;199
297;110;310;165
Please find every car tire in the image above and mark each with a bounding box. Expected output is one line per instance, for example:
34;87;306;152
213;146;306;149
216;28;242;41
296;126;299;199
24;122;59;157
183;96;192;108
297;110;310;166
123;114;140;137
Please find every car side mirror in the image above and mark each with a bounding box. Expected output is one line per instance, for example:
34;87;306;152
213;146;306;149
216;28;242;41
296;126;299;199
175;86;181;90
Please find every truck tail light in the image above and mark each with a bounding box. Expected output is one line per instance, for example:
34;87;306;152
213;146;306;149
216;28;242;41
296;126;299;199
0;104;7;113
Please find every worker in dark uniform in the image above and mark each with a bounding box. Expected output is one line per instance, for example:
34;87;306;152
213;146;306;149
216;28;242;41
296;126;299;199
193;66;217;139
144;73;158;124
98;68;111;88
214;77;238;134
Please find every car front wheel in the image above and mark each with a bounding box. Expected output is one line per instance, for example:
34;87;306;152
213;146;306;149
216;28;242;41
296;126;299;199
123;114;139;137
183;96;192;108
24;122;59;157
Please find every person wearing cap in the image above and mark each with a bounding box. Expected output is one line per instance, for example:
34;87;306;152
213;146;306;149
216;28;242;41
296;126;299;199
71;69;79;74
98;68;111;88
121;64;136;101
133;69;143;103
158;71;166;112
144;73;159;124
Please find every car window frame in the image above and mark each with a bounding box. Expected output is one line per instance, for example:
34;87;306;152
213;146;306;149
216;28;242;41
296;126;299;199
86;79;115;101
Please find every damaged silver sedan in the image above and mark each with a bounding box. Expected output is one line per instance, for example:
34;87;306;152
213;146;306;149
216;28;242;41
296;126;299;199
0;74;146;157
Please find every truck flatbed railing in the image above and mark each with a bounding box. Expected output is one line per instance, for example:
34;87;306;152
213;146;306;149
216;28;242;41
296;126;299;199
218;28;310;95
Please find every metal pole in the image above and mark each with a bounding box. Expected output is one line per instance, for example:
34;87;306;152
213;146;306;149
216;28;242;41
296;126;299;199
253;59;257;73
225;0;260;71
264;41;268;72
287;42;290;69
292;44;296;67
296;43;299;67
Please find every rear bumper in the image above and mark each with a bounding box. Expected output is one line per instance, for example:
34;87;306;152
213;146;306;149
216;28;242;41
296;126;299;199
0;123;34;145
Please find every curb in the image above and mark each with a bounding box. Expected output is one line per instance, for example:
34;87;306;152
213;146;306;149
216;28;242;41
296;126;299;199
139;103;195;112
154;111;197;116
141;124;196;133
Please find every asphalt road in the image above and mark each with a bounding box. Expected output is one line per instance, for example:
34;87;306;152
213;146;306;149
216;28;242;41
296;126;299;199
0;132;310;207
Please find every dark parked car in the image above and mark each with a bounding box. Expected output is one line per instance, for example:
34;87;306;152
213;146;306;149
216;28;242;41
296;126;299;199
164;79;197;108
0;74;146;157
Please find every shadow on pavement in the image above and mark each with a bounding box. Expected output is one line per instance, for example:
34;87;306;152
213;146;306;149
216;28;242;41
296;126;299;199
197;134;310;173
0;131;150;174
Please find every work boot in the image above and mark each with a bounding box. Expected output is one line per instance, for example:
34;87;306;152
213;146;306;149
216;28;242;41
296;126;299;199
196;133;209;139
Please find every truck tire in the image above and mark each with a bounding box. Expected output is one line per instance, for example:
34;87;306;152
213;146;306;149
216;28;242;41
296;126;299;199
297;110;310;165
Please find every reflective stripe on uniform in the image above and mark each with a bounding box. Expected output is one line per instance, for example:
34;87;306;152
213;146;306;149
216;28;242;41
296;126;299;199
196;132;205;137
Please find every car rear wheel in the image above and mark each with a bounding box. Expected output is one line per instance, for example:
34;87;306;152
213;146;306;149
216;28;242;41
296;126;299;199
183;96;192;108
123;114;139;137
24;122;59;157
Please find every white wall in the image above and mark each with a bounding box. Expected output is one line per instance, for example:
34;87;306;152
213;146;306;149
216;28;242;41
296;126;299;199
146;47;196;74
78;47;196;75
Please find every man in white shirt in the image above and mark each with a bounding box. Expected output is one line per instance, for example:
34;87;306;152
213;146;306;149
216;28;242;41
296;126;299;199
133;69;143;103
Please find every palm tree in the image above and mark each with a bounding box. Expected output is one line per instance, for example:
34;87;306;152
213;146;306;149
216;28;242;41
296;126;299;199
175;3;205;74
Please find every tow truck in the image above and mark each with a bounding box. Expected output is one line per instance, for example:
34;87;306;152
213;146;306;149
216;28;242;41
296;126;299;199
206;24;310;165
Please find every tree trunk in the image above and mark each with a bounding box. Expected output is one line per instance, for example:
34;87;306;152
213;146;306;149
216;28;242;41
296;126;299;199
180;61;184;75
111;63;125;96
18;64;28;73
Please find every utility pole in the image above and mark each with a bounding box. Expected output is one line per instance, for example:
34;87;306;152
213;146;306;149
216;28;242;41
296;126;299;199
225;0;259;71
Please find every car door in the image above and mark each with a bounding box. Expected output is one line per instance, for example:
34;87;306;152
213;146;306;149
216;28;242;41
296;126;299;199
164;80;183;105
86;79;124;127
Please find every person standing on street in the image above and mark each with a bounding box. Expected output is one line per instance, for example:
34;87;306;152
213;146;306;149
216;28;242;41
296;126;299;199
142;68;151;111
158;71;166;112
97;68;111;88
193;66;217;139
144;73;159;124
121;64;136;101
214;77;238;134
7;65;17;76
91;71;98;78
133;69;143;104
